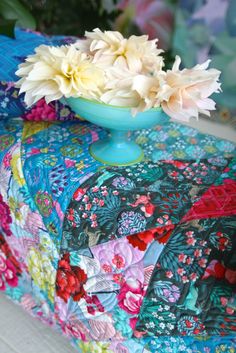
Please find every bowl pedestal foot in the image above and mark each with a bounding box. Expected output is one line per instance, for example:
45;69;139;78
89;129;144;166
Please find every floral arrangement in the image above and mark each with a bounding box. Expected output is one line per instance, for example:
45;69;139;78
16;28;221;121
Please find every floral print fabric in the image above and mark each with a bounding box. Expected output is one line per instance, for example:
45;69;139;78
0;81;79;121
62;159;232;251
0;28;78;120
0;114;235;353
136;216;236;337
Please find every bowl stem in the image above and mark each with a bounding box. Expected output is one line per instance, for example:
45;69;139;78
109;129;128;144
89;129;144;166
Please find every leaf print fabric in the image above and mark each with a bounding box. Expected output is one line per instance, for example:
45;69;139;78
135;216;236;337
62;158;232;252
0;114;235;353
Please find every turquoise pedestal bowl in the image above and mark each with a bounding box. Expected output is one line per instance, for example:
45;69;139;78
65;97;167;166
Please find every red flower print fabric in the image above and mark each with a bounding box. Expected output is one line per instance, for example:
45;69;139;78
56;253;87;303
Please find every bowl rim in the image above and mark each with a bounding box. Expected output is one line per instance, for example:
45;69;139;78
66;96;162;112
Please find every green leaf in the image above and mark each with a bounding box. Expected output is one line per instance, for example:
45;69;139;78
210;285;233;307
0;18;16;37
140;166;163;182
0;0;36;29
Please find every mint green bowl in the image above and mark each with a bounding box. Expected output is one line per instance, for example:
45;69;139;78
65;96;167;166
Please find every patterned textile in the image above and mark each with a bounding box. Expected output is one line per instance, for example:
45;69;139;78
0;28;77;121
0;114;235;353
0;28;75;82
0;81;78;121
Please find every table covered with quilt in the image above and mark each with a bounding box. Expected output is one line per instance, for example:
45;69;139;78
0;29;236;353
0;113;236;353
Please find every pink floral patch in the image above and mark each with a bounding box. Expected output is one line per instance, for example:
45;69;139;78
118;280;145;315
0;249;19;290
22;99;56;121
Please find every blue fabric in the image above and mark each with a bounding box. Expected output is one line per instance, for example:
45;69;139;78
0;28;75;82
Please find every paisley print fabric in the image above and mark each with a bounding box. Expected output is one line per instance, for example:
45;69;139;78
0;114;235;353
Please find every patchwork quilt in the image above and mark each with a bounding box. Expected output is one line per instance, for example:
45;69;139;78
0;28;236;353
0;115;236;353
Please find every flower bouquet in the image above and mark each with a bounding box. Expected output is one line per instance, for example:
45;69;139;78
16;28;221;166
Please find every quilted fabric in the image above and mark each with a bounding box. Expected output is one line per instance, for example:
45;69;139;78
0;28;77;120
0;28;75;82
0;81;78;121
0;114;235;353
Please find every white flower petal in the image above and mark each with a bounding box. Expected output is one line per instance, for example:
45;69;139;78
172;56;181;72
162;56;221;121
27;62;57;81
15;43;105;107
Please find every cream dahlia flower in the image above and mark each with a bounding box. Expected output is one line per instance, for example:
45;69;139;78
100;67;140;107
131;73;171;114
16;44;104;106
75;28;164;73
161;56;221;122
100;67;170;115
